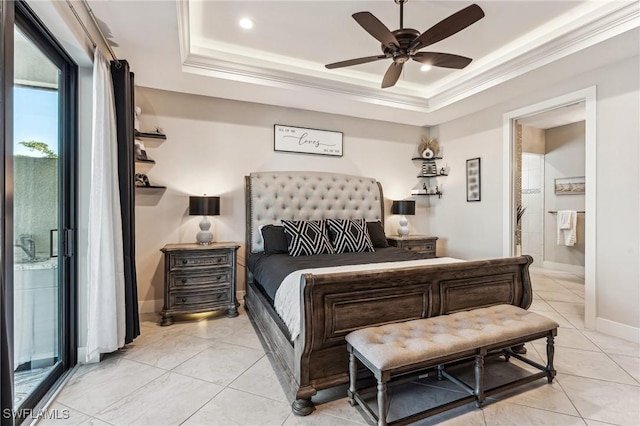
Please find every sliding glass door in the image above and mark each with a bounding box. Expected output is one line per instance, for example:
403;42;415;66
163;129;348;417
2;1;77;423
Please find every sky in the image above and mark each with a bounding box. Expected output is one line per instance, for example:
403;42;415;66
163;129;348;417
14;86;59;157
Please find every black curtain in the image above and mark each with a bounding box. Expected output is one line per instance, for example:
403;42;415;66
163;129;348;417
110;60;140;343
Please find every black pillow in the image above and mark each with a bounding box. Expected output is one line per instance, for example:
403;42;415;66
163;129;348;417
367;221;389;248
261;225;289;255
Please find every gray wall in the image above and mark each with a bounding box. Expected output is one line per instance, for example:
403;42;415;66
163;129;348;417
544;122;586;267
14;156;58;260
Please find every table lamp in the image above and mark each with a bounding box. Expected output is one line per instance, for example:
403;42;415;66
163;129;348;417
189;196;220;244
391;200;415;237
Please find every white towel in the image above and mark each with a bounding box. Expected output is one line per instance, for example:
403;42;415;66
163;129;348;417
557;210;577;246
557;210;572;230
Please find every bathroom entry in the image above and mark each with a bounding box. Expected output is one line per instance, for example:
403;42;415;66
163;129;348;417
515;102;586;274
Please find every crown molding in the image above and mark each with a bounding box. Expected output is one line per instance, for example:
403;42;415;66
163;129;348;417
182;52;430;112
426;1;640;111
176;0;639;115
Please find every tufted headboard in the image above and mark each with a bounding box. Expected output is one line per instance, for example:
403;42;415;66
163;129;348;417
245;171;385;254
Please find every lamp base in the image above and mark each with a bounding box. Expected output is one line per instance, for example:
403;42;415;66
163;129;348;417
196;216;214;245
397;215;410;237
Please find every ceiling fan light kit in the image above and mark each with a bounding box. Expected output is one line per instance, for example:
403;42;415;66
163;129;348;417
325;1;485;88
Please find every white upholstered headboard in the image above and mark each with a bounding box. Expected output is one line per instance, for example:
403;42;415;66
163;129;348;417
245;171;384;254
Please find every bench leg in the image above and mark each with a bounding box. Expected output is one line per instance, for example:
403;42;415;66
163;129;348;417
546;333;557;383
436;364;444;381
474;353;485;408
377;380;388;426
348;351;357;406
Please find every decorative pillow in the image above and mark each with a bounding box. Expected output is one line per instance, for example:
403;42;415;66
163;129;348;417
282;220;335;256
326;218;374;253
366;220;389;248
260;225;289;255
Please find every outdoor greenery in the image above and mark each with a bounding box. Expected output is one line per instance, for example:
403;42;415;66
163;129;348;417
18;140;57;158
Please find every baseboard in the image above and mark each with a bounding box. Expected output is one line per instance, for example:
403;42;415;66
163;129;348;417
596;317;640;343
138;298;163;314
542;261;585;276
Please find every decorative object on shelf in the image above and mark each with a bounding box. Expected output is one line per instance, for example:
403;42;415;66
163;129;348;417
391;200;415;237
134;140;152;162
189;195;221;245
418;136;440;159
466;157;481;202
134;105;141;131
554;176;585;195
135;173;150;187
274;124;343;157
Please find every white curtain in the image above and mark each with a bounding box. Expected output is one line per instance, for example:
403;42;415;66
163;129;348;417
86;48;126;362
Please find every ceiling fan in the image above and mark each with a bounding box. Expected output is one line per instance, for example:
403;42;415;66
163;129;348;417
325;1;485;88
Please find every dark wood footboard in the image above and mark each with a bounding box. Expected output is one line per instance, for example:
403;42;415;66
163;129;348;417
244;255;533;414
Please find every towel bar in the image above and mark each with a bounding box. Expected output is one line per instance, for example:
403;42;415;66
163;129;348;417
548;211;585;214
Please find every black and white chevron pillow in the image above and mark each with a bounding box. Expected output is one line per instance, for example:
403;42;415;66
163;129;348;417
326;219;375;253
282;220;335;256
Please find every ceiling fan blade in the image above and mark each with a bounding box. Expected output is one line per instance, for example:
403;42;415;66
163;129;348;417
382;62;403;88
325;55;388;69
409;4;484;52
353;12;399;50
412;52;473;69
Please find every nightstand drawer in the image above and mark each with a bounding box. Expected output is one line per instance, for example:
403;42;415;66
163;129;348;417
405;242;435;252
170;252;229;269
171;289;230;308
169;270;230;290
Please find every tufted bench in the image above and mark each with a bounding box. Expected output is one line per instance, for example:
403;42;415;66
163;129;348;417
346;304;558;426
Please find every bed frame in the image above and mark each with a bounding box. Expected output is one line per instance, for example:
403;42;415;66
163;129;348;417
244;171;533;415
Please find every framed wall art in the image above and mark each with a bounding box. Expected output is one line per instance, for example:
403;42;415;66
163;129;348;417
274;124;343;157
466;157;481;202
554;176;585;195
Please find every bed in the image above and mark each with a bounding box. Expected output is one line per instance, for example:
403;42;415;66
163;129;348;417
243;171;533;415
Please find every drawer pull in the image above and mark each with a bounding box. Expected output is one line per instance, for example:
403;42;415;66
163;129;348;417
181;297;187;302
181;278;187;283
182;259;188;265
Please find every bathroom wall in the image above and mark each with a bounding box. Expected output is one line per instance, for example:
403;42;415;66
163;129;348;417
544;121;586;269
521;153;545;267
13;156;58;260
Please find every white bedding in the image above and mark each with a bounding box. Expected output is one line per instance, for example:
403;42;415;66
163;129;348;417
274;257;464;341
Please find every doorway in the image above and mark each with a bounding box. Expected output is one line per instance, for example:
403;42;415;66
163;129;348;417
1;1;77;422
502;87;596;329
516;103;586;272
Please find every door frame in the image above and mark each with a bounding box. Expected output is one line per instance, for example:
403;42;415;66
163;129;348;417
502;86;596;329
1;1;78;420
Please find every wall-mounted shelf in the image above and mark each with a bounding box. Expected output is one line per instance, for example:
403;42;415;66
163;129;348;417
135;130;166;140
135;185;166;190
135;130;166;149
412;155;447;199
135;159;156;174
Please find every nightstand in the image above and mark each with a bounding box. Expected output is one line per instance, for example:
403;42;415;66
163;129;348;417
160;242;240;326
387;235;438;257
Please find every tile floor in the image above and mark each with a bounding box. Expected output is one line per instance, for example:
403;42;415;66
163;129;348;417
41;269;639;425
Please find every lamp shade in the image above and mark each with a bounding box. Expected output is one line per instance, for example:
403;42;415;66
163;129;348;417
391;200;415;216
189;196;220;216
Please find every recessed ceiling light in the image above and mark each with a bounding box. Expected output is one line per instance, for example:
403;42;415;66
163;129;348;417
239;18;254;29
420;65;432;72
